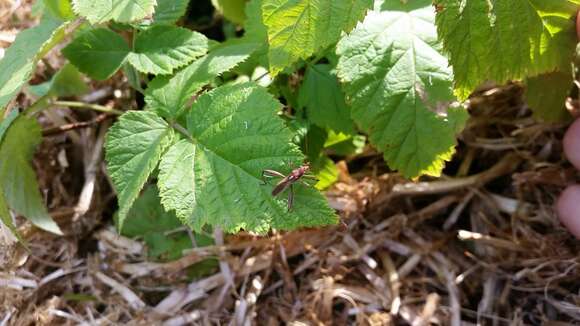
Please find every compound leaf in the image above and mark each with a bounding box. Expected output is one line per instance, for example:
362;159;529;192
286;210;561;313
72;0;156;23
336;4;467;178
153;0;190;25
435;0;579;100
261;0;372;75
0;16;64;109
127;26;208;75
105;111;175;231
0;115;62;234
158;83;337;233
62;28;130;80
298;64;355;134
145;39;258;118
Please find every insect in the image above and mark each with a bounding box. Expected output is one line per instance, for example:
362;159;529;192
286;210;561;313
261;163;317;211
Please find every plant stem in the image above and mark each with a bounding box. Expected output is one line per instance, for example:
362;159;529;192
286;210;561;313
52;100;124;115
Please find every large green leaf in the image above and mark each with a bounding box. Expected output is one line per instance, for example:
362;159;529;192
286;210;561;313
105;111;175;230
158;83;337;233
261;0;372;75
0;16;64;109
298;64;354;134
72;0;156;23
62;28;130;80
153;0;190;25
0;116;62;234
435;0;579;100
336;4;468;178
127;26;208;75
145;39;258;118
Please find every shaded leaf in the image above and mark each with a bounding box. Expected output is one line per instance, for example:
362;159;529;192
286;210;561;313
526;71;572;122
51;63;89;97
298;64;354;134
212;0;247;24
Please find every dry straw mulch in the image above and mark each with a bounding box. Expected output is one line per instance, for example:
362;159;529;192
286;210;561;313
1;2;580;325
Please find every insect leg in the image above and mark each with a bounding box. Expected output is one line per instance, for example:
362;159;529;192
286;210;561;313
287;184;294;211
262;169;285;185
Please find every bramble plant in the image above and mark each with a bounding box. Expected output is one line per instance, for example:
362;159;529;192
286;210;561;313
0;0;579;240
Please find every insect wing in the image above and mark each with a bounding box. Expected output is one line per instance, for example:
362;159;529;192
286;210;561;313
272;176;291;196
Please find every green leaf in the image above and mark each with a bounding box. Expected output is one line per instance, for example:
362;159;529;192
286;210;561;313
44;0;75;20
313;156;338;190
324;130;365;156
0;188;25;244
51;63;89;97
127;26;208;75
0;116;62;234
212;0;247;24
145;39;258;118
72;0;156;23
298;64;355;134
0;111;25;243
336;5;468;178
105;111;175;231
62;28;130;80
435;0;579;100
153;0;190;25
119;185;190;260
0;16;64;109
158;83;337;233
261;0;372;75
526;71;572;122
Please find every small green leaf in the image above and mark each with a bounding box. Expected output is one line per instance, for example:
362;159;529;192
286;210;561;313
324;131;365;156
261;0;372;75
336;5;467;178
105;111;175;231
44;0;75;20
62;28;130;80
153;0;190;25
0;16;64;109
158;83;337;233
313;156;338;190
51;63;89;97
72;0;156;23
145;39;258;118
435;0;579;100
298;64;355;134
119;185;190;260
526;71;572;122
127;26;208;75
0;116;62;234
212;0;247;24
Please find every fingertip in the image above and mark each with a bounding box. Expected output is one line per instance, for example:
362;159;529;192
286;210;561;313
556;185;580;239
563;119;580;170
